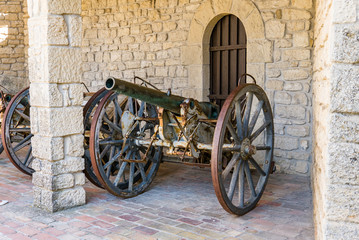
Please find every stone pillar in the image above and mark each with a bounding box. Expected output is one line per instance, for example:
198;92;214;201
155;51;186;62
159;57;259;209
313;0;359;238
27;0;85;212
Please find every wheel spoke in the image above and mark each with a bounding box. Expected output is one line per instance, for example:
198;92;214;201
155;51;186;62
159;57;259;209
235;102;243;141
256;145;271;150
250;121;270;141
114;100;123;120
227;160;241;201
238;162;245;208
14;109;30;122
99;144;111;160
99;139;124;145
23;146;32;166
13;134;32;152
103;144;129;169
114;161;127;186
222;153;240;179
243;92;253;137
248;157;266;176
138;162;147;182
9;128;31;133
138;101;145;117
128;97;134;114
248;100;263;136
244;161;257;198
128;162;135;191
226;122;240;144
103;114;122;133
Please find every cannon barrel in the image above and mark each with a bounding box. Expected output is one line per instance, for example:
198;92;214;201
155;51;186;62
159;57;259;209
105;77;187;115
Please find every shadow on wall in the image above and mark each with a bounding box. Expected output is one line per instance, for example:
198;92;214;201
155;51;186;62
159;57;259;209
0;13;8;43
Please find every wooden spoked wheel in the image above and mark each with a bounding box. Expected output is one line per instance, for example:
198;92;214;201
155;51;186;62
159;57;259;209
211;84;274;215
1;88;34;175
83;88;108;188
89;91;162;198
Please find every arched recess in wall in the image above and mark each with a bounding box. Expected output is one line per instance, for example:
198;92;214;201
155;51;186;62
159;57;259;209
209;14;247;108
183;0;272;101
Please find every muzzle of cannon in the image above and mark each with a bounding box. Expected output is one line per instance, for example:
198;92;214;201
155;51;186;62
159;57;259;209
105;77;218;119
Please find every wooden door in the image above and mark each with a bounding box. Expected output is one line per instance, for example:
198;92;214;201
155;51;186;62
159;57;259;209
209;15;247;108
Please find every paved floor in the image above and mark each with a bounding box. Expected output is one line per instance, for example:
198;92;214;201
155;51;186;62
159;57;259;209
0;154;314;240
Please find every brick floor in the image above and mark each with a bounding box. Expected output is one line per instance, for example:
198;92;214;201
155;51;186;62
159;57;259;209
0;153;314;239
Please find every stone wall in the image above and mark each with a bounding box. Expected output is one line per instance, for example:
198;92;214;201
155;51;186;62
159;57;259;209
82;0;314;175
0;0;28;94
313;0;359;238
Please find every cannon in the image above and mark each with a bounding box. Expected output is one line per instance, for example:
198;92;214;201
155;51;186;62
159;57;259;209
89;75;274;215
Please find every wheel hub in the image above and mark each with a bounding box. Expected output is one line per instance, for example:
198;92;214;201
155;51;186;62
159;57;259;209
240;138;256;160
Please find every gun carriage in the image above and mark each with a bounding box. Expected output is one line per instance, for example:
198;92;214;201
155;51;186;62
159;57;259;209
89;75;274;215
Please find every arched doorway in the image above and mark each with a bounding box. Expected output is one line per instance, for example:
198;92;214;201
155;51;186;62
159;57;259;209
209;15;247;108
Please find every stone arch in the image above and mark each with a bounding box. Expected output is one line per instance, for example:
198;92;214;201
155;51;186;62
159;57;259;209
183;0;272;101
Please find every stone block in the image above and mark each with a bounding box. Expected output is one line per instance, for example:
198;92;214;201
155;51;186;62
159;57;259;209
30;83;63;107
328;142;359;186
244;10;265;39
265;20;285;39
283;49;311;61
53;174;75;190
32;107;84;137
40;156;84;175
287;21;305;32
181;45;202;65
286;125;310;137
282;69;309;80
325;221;359;239
293;32;309;47
291;0;312;9
48;47;82;83
34;186;85;212
284;82;303;91
333;24;359;63
291;160;309;174
48;0;81;15
333;0;357;23
255;0;290;9
247;63;265;87
331;64;359;112
266;80;283;90
330;113;359;144
326;184;359;223
74;172;86;186
247;40;273;63
276;105;306;120
293;93;308;105
47;15;68;46
274;136;298;150
64;134;84;157
31;135;64;161
65;15;82;47
282;9;312;20
274;92;291;104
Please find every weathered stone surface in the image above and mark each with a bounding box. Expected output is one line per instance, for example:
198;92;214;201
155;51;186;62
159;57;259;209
276;105;306;120
48;0;81;15
292;0;313;9
31;136;64;161
265;20;285;39
65;15;82;47
293;32;309;47
31;107;84;137
287;125;310;137
283;69;309;80
64;134;84;157
40;156;84;175
325;221;359;239
266;80;284;90
282;9;312;20
331;64;359;112
30;84;63;107
333;0;357;24
48;47;82;83
247;40;273;63
283;49;311;61
48;15;68;45
274;91;291;104
254;0;290;9
330;113;359;144
333;24;359;63
275;136;298;150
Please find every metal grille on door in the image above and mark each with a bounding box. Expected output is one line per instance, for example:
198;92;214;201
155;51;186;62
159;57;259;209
209;15;247;109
